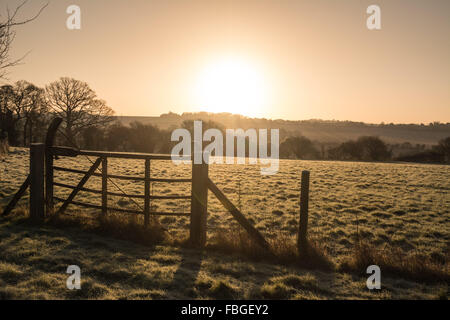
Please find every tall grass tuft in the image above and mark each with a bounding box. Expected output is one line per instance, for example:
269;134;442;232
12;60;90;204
208;227;334;271
44;211;169;246
0;138;8;156
339;241;450;284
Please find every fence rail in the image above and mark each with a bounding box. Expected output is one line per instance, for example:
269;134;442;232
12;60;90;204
53;166;192;183
50;153;192;218
53;197;190;216
51;146;189;161
53;182;191;200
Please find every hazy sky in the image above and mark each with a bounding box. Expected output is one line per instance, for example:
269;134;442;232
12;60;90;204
2;0;450;123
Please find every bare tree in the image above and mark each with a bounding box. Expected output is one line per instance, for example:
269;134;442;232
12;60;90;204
435;137;450;162
0;81;47;145
0;84;15;143
0;81;29;145
0;0;47;79
20;81;46;145
45;77;115;144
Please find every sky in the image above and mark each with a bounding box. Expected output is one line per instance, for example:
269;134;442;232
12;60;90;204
2;0;450;123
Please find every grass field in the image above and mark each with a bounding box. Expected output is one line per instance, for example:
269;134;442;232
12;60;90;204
0;213;447;299
0;147;448;299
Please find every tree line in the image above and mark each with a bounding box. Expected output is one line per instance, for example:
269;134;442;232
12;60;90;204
0;77;114;147
394;137;450;163
280;135;393;161
1;78;448;164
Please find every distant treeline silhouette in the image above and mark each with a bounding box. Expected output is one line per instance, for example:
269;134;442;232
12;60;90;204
120;112;450;147
69;124;450;163
280;135;448;163
1;78;449;164
394;137;450;164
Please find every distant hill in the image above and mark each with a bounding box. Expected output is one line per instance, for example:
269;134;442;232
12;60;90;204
116;112;450;146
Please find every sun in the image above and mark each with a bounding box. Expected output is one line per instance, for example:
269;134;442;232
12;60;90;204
193;56;270;116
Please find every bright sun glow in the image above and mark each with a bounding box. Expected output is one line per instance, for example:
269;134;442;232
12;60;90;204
193;56;270;116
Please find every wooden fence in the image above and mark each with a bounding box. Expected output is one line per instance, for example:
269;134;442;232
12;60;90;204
45;143;214;248
2;117;311;254
48;148;192;218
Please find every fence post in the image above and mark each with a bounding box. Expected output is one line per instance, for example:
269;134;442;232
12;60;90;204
144;158;150;227
30;143;45;221
298;170;310;255
45;117;63;215
102;157;108;216
45;150;54;215
190;150;208;247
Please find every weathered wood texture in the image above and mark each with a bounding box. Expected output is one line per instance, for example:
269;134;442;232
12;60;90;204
2;175;30;216
190;160;209;247
101;157;108;216
144;158;150;227
298;170;310;255
30;143;45;221
45;117;63;214
57;157;102;215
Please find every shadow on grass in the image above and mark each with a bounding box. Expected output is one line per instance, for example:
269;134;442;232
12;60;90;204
207;227;334;272
170;248;204;298
339;240;450;284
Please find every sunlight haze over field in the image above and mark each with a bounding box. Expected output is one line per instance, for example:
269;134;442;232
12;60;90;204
3;0;450;123
192;55;271;117
0;0;449;302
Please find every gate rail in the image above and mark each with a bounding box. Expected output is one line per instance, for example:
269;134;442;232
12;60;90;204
47;146;192;222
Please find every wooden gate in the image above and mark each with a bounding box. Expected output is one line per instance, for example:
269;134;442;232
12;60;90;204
48;148;192;220
1;117;315;253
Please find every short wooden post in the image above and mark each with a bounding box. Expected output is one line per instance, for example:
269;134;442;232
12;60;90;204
190;152;209;247
144;158;150;227
101;157;108;215
30;143;45;221
298;170;310;255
